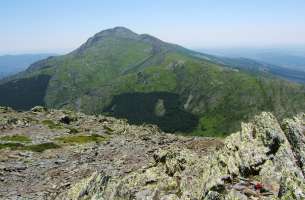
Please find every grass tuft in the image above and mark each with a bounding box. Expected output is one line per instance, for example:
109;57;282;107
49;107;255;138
0;142;25;150
55;134;107;144
0;135;31;143
42;120;63;129
0;142;60;152
23;142;60;152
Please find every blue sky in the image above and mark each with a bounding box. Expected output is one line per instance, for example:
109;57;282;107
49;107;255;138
1;0;305;54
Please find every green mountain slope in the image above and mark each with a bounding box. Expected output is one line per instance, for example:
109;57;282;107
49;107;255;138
0;27;304;136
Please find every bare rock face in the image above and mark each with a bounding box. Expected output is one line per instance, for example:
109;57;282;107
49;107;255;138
281;113;305;176
201;112;305;199
0;107;304;200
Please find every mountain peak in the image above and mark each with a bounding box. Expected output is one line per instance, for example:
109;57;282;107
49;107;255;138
72;27;139;54
94;26;138;39
73;27;183;56
112;26;134;32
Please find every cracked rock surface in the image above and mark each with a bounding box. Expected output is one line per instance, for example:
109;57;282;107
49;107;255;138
0;106;304;200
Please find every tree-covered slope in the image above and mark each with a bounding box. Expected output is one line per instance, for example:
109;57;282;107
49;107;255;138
0;27;304;136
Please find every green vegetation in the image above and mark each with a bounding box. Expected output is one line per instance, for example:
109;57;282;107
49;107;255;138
0;142;24;150
193;115;227;137
54;134;107;144
1;27;304;137
0;142;60;152
67;127;79;134
23;143;60;152
0;134;31;143
42;120;63;129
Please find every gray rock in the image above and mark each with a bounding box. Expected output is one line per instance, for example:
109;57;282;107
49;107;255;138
31;106;48;113
1;108;304;200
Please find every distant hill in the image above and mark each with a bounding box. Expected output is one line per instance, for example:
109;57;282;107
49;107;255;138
0;27;304;136
254;52;305;72
209;57;305;84
200;48;305;72
0;54;56;79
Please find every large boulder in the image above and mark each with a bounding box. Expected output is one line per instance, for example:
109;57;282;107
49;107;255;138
201;112;305;199
281;113;305;175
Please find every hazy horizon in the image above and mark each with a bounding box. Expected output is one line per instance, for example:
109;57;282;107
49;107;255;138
2;45;305;57
1;0;305;54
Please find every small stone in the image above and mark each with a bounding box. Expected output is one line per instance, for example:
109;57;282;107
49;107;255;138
31;106;47;113
54;159;66;165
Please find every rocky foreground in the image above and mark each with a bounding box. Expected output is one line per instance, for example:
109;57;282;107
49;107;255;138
0;107;304;200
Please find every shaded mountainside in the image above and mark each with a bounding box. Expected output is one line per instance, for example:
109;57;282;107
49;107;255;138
0;107;304;199
0;75;51;110
0;27;305;136
104;92;198;132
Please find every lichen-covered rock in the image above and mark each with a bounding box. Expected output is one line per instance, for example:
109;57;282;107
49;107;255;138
63;112;305;200
0;106;14;113
281;113;305;175
199;112;305;199
60;147;209;200
31;106;48;113
1;108;304;200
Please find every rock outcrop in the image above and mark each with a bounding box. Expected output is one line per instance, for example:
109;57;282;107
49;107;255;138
201;112;305;199
0;107;304;199
61;112;305;200
282;113;305;176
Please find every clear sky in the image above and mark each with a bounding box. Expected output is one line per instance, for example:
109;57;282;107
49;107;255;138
1;0;305;54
